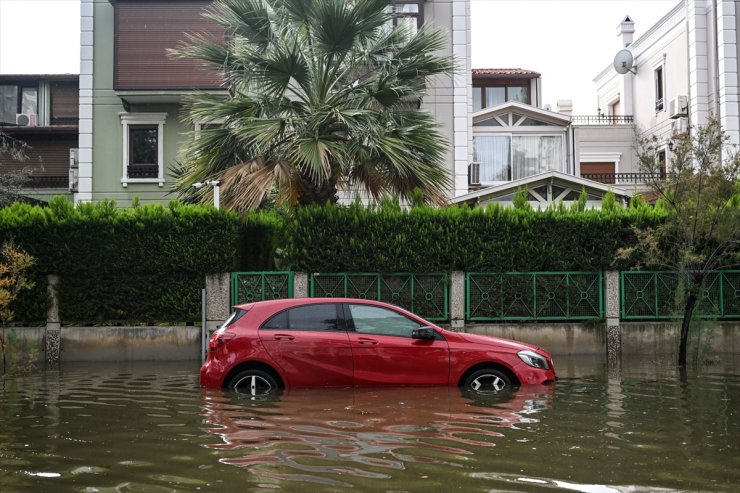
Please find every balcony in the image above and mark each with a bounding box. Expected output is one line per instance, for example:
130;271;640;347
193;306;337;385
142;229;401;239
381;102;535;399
571;115;634;125
27;175;69;189
581;172;665;185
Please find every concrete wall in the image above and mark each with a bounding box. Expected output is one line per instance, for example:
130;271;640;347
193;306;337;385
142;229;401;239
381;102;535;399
9;326;200;363
466;321;740;358
10;321;739;363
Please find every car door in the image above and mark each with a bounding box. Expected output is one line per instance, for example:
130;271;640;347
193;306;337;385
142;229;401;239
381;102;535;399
344;303;450;386
258;303;353;388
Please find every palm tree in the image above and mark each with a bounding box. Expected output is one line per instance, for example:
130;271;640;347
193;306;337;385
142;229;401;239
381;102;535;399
173;0;454;211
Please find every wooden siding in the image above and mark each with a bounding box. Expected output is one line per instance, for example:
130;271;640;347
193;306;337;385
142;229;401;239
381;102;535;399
51;82;78;123
1;133;76;186
115;0;224;90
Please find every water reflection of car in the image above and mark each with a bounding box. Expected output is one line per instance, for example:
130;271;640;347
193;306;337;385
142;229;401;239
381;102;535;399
200;298;556;395
201;386;555;486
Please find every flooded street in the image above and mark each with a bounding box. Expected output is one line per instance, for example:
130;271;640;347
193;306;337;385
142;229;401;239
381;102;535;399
1;356;739;492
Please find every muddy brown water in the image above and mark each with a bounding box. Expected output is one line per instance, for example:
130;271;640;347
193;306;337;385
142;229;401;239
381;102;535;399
1;356;739;492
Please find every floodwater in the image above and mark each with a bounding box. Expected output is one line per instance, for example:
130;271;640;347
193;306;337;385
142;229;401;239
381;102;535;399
1;356;739;493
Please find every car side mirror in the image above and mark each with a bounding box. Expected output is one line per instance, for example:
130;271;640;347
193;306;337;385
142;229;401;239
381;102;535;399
412;326;436;340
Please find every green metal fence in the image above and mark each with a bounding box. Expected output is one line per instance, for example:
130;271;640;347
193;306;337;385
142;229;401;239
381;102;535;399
230;272;294;306
310;273;449;321
466;272;604;321
621;270;740;320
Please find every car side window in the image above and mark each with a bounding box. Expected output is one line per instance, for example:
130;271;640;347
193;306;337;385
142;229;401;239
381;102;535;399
260;304;340;331
347;304;421;338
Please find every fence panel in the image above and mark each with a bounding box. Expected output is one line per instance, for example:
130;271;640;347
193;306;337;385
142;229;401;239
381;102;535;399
621;270;740;319
466;272;603;321
230;272;294;306
310;273;449;321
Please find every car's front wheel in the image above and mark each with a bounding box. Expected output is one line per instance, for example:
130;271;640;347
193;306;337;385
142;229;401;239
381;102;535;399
462;369;512;393
227;369;279;396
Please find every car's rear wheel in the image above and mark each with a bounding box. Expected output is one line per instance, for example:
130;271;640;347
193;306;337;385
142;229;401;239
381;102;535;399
227;369;279;396
462;369;512;394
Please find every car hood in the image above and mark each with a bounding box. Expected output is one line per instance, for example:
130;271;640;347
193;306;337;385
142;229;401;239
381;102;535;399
455;332;545;353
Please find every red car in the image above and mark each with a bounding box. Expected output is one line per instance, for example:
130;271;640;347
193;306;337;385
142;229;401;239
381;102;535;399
200;298;556;395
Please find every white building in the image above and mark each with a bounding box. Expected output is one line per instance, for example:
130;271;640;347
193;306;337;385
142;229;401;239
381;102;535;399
594;1;740;155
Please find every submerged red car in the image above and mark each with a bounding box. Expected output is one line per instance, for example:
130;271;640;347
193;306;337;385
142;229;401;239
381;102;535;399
201;298;556;395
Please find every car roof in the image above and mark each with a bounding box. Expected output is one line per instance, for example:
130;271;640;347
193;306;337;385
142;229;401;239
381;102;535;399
233;297;404;311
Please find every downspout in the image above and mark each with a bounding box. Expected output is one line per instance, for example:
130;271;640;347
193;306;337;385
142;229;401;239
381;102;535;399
685;0;692;127
712;0;721;118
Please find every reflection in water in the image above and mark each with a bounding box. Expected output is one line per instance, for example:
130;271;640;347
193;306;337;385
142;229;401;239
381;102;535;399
0;359;738;492
202;386;553;488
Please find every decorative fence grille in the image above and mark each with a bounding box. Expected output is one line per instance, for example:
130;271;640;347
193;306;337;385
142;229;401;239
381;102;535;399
230;272;294;306
466;272;603;321
310;273;449;321
621;271;740;320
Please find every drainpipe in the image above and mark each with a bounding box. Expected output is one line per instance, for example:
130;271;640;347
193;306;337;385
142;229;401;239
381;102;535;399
712;0;721;118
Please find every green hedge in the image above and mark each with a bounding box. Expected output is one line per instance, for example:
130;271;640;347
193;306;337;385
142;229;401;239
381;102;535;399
0;198;279;324
282;201;667;272
1;196;674;325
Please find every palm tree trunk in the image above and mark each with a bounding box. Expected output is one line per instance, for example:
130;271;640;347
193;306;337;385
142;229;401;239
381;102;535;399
297;171;338;206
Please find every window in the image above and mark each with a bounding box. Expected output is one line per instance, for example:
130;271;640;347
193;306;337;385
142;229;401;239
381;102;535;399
0;84;38;124
386;1;423;37
260;304;340;331
120;113;167;187
347;304;421;338
474;135;564;182
656;149;667;178
654;66;664;111
472;85;528;111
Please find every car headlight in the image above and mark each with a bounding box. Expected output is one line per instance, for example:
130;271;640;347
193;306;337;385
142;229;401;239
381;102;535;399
518;350;550;370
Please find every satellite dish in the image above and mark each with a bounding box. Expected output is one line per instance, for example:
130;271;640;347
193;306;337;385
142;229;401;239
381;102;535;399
613;49;635;74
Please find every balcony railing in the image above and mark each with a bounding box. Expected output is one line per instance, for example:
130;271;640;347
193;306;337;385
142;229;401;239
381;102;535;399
27;175;69;188
570;115;634;125
581;172;666;184
128;165;159;179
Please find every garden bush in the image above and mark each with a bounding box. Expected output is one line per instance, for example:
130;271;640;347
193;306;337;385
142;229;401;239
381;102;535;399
0;198;279;324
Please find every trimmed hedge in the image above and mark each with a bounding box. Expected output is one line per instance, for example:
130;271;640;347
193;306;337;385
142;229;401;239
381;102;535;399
282;201;667;272
0;198;279;324
2;196;674;325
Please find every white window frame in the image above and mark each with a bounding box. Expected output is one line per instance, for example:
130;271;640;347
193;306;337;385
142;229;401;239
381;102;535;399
474;131;566;184
653;56;666;113
120;112;167;187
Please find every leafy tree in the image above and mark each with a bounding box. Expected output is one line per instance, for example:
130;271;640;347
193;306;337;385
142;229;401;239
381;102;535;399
625;119;740;365
173;0;453;211
0;241;35;374
0;132;32;205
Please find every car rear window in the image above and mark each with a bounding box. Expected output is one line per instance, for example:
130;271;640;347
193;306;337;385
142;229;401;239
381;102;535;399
222;309;248;328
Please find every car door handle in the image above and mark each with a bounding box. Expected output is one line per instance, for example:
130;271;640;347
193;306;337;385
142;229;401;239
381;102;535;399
357;338;378;345
273;334;295;341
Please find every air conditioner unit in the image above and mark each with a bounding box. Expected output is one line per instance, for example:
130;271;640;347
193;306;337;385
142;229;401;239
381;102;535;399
672;116;688;135
69;148;79;168
15;112;37;126
68;168;79;193
469;162;481;186
668;95;688;118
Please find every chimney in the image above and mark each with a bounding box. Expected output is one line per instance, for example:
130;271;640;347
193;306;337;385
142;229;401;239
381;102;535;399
617;15;635;47
556;99;573;116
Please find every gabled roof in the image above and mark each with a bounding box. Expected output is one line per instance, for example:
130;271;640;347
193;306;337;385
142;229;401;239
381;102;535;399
472;101;572;126
452;170;633;206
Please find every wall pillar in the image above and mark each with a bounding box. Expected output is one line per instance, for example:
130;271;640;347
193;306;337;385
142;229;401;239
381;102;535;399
449;271;465;332
294;272;309;298
605;271;622;376
45;274;61;367
205;273;230;334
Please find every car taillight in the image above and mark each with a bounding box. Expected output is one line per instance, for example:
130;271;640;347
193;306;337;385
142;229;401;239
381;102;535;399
209;330;236;350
